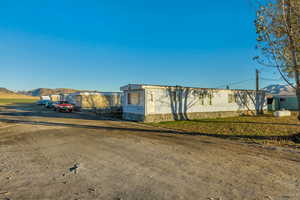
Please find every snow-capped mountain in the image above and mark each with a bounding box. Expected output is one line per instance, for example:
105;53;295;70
263;84;296;96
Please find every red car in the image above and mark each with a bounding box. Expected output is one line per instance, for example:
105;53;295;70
53;101;74;112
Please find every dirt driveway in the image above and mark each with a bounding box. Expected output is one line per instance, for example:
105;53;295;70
0;104;300;200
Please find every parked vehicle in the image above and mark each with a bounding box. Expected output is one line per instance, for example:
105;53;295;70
36;100;51;106
53;101;74;112
45;101;57;109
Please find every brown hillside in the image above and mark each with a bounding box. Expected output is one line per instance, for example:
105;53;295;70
21;88;99;96
0;87;37;99
0;87;14;94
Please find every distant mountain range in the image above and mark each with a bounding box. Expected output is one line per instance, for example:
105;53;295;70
3;84;295;97
263;84;296;96
0;87;37;99
0;87;100;98
0;87;15;94
18;88;99;97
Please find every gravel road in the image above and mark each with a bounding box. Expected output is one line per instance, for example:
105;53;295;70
0;104;300;200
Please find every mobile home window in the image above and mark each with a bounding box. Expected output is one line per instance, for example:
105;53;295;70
149;93;154;102
267;98;273;104
128;92;140;105
279;98;286;102
199;94;205;105
228;94;236;103
208;93;213;105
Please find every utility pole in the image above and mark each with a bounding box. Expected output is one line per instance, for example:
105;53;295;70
256;69;260;91
256;69;260;115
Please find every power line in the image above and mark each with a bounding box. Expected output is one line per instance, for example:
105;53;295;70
215;79;255;89
261;77;283;81
215;71;288;89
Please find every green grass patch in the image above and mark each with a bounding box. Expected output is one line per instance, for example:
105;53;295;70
148;114;300;146
0;98;37;105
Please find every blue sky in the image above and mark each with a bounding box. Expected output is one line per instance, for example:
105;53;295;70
0;0;282;92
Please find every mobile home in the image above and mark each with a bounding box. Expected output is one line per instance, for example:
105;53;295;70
121;84;266;122
65;92;122;110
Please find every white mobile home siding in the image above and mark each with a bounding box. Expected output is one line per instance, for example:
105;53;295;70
144;88;259;115
121;84;266;122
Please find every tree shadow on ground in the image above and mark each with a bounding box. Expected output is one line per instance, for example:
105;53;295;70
0;117;299;144
1;103;300;144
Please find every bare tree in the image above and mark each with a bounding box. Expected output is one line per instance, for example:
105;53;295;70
254;0;300;118
234;90;266;115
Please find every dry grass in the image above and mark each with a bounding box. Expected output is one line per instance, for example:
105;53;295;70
0;92;38;100
148;113;300;147
0;99;38;105
0;93;38;105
